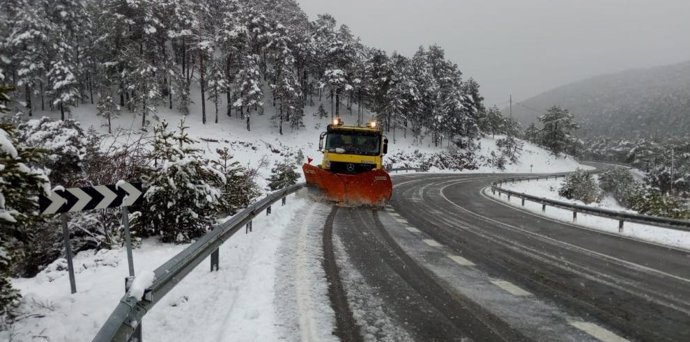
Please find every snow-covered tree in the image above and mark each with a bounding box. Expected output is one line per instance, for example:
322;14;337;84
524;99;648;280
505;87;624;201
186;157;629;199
139;120;223;243
266;157;298;191
211;146;258;215
537;106;579;156
233;54;263;130
0;88;50;319
16;117;88;187
46;58;79;120
524;123;539;143
559;169;600;204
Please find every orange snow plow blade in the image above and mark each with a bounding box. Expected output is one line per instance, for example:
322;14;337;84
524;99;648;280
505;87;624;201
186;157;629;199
303;164;392;206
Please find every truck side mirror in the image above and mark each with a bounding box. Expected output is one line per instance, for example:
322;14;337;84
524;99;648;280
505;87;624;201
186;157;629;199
319;132;326;151
383;138;388;155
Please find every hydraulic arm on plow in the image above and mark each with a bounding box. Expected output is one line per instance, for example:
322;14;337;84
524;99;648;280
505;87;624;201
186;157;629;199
302;118;392;206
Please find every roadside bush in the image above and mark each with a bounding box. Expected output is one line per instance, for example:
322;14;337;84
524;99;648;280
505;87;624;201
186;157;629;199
626;186;690;220
598;167;637;206
559;169;601;204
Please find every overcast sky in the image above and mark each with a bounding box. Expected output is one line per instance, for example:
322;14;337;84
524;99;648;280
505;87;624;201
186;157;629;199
296;0;690;107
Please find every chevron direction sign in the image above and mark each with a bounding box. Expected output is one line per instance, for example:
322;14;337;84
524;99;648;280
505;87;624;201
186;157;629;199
39;182;143;215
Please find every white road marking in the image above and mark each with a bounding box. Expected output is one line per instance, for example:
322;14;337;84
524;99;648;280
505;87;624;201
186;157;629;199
394;217;407;224
569;321;629;342
490;280;532;296
447;254;475;266
406;227;421;233
423;239;442;248
442;184;690;287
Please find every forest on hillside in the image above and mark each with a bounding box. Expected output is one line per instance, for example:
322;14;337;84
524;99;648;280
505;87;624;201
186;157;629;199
0;0;502;320
507;61;690;139
0;0;486;147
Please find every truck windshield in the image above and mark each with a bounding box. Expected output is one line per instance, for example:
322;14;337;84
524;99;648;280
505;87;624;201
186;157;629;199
325;133;380;155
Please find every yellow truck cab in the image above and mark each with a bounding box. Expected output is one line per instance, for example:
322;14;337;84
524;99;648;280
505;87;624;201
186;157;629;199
319;118;388;174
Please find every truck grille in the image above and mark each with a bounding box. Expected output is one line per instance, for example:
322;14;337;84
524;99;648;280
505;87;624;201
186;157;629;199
330;162;376;174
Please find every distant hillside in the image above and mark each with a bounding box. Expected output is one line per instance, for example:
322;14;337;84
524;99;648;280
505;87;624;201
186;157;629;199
507;61;690;138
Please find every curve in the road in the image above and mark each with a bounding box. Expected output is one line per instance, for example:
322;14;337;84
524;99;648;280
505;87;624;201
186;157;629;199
389;174;690;342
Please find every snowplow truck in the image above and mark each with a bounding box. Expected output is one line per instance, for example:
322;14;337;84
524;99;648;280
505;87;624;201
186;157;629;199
302;118;392;206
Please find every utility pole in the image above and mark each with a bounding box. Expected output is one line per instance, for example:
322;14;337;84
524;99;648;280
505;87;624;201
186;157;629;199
509;94;512;119
671;147;675;194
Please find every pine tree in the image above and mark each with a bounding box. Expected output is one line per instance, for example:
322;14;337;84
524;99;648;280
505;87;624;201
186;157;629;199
0;86;50;319
47;58;79;120
96;80;120;134
16;117;88;187
537;106;579;156
4;3;51;117
559;169;601;204
211;147;258;215
233;54;263;130
139;120;223;243
266;157;299;191
524;123;539;143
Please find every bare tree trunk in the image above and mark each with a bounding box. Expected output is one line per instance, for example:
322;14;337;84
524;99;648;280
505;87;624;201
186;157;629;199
142;98;146;128
181;39;186;80
107;112;112;134
60;103;65;120
89;73;94;105
330;89;334;119
226;90;232;117
200;53;206;124
246;115;250;131
119;65;125;107
25;84;32;117
279;103;283;135
214;98;219;124
335;89;340;117
39;80;45;111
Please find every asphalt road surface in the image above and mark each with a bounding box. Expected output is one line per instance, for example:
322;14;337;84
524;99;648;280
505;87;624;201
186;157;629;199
325;173;690;342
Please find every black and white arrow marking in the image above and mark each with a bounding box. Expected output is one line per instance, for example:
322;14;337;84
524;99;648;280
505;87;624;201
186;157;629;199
39;182;143;215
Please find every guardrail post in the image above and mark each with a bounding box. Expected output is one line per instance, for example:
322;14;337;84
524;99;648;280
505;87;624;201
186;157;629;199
210;248;219;271
245;221;253;234
542;203;546;212
618;220;624;233
521;198;525;206
124;277;143;341
122;207;135;278
507;193;511;200
266;206;271;215
282;196;286;206
573;210;577;222
62;214;77;294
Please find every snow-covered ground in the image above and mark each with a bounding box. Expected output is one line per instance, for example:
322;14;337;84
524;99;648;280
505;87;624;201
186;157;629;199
5;193;341;342
463;135;587;174
489;177;690;251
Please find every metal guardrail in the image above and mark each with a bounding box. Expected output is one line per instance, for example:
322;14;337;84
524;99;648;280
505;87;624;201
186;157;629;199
388;167;424;173
93;183;306;342
491;175;690;232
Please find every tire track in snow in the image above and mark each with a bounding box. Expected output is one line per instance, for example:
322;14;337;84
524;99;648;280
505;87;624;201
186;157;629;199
322;206;363;342
275;200;338;342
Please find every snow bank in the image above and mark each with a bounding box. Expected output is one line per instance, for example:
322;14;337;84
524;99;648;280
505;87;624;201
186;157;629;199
9;193;315;342
490;178;690;250
127;271;155;300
